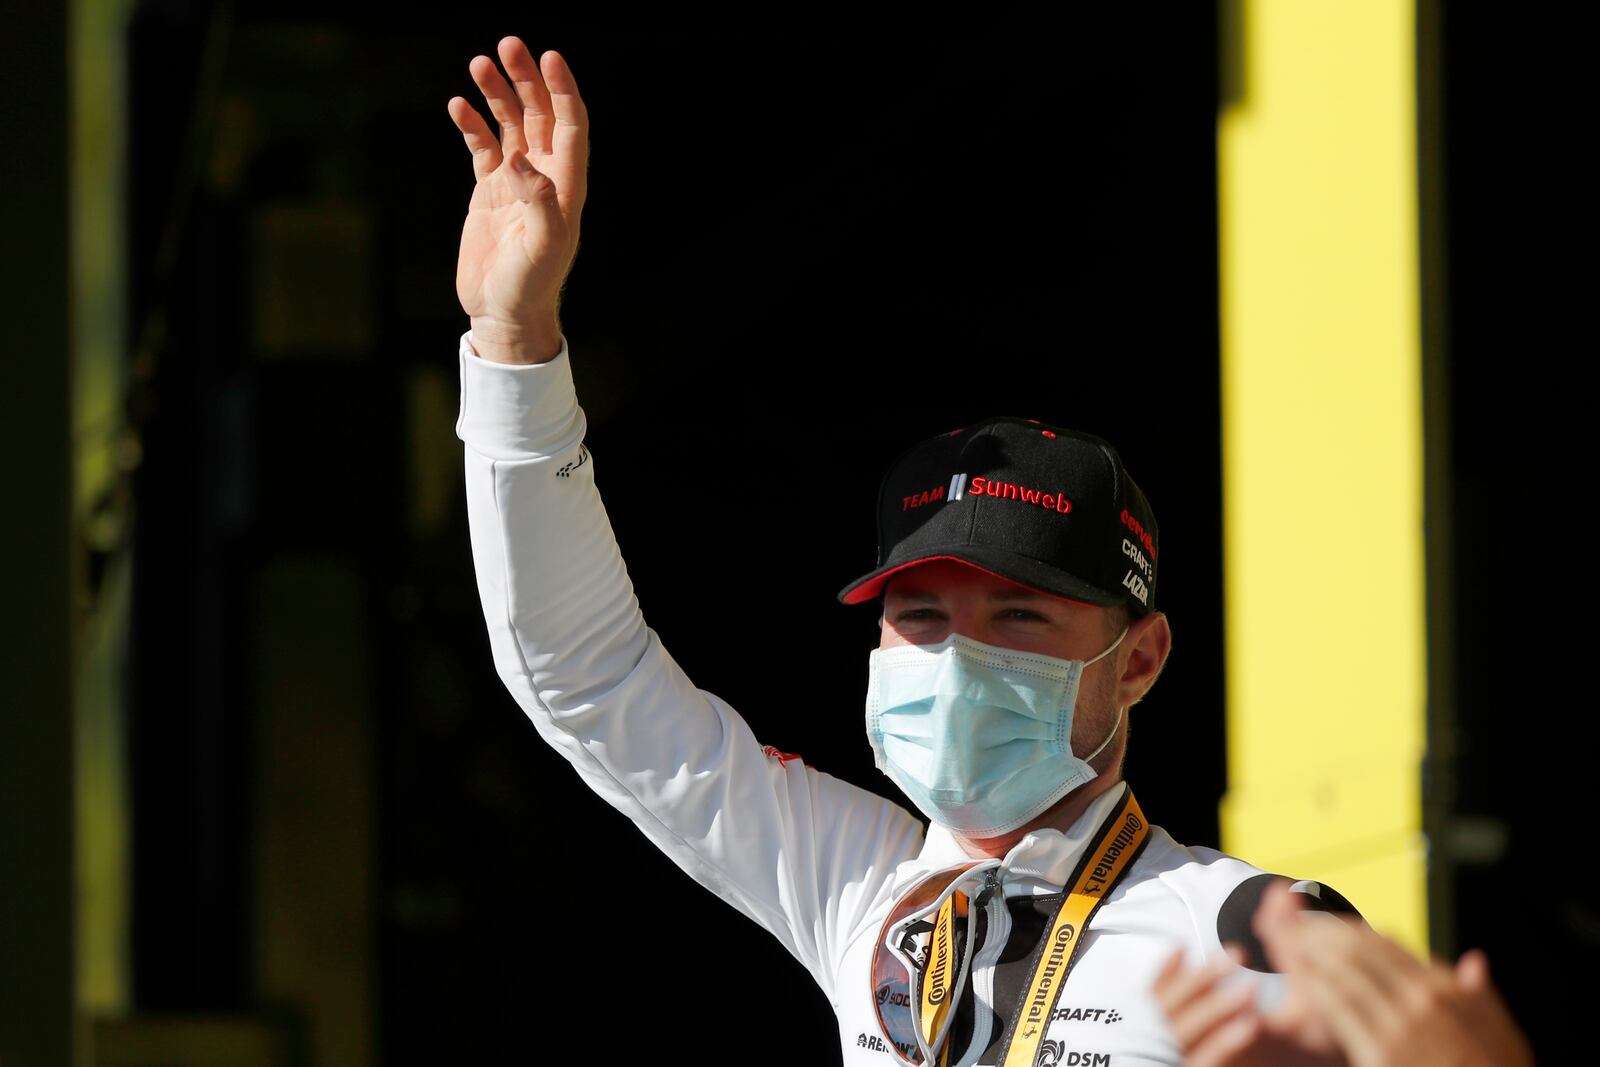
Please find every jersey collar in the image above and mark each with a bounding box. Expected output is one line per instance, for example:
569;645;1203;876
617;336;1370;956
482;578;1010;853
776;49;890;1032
910;780;1133;897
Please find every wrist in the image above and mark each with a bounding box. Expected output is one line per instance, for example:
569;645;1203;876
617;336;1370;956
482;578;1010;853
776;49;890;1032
469;316;563;365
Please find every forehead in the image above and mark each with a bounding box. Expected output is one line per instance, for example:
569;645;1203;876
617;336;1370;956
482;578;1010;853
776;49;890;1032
882;559;1095;610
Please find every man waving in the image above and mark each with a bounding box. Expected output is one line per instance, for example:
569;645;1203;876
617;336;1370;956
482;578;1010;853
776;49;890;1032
448;36;1360;1066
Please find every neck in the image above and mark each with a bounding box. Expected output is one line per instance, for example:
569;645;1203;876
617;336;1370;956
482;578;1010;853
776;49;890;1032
949;775;1124;860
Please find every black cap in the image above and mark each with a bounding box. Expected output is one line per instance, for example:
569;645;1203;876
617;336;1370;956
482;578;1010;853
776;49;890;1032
837;416;1159;615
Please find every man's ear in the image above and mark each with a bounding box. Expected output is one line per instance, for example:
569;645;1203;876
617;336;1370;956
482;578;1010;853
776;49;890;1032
1117;610;1171;708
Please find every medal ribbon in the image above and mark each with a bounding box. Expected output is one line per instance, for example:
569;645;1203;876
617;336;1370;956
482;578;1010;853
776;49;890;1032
999;787;1151;1067
918;892;959;1049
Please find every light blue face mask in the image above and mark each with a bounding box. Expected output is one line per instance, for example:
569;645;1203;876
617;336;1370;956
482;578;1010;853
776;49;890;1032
865;627;1129;837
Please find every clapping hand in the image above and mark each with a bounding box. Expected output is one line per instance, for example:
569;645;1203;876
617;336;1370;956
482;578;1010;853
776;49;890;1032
1154;881;1535;1067
1153;926;1347;1067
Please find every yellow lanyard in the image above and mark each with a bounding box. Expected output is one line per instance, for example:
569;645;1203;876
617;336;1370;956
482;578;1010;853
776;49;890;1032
998;787;1151;1067
918;891;961;1051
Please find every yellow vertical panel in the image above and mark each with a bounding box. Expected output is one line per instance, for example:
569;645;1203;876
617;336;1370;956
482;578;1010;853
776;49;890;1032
72;0;136;1030
1218;0;1427;952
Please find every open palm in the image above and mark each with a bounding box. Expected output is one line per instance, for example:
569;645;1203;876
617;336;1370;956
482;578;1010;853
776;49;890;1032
447;37;588;360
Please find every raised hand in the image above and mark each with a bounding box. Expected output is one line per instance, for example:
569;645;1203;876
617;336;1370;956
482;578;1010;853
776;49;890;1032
447;37;588;364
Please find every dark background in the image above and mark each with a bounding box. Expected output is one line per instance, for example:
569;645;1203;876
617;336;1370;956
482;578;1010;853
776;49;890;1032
4;5;1590;1065
125;12;1224;1063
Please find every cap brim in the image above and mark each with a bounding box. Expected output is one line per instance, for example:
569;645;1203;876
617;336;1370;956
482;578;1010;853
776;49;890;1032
836;546;1122;608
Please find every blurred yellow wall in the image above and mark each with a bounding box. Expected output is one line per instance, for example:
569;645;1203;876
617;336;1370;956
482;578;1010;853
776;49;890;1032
1218;0;1428;951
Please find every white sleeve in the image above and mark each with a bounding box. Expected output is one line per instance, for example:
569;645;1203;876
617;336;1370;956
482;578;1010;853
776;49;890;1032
454;329;925;1002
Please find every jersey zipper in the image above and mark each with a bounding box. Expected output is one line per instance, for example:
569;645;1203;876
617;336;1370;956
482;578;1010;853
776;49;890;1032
955;867;1010;1067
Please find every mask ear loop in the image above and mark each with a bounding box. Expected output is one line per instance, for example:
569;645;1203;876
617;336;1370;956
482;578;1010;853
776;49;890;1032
1079;624;1130;764
1085;624;1130;666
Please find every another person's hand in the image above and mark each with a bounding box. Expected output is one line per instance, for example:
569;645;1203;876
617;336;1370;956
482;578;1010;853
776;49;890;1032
1153;940;1347;1067
448;37;588;364
1154;881;1537;1067
1249;881;1535;1067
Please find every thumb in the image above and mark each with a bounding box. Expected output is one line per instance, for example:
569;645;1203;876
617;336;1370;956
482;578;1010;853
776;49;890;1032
506;150;559;207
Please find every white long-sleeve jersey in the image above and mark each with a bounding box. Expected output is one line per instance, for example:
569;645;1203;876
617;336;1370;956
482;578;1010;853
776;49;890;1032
455;329;1355;1066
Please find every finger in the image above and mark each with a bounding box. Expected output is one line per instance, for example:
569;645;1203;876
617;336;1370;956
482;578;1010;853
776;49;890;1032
1151;949;1216;1021
1424;955;1460;998
1454;951;1513;1036
447;96;501;180
1151;946;1188;997
537;49;590;212
1153;952;1234;1018
1252;880;1306;942
498;37;556;163
1455;947;1490;994
1312;915;1425;996
1252;881;1311;976
1294;966;1392;1067
1259;890;1416;1008
469;52;529;161
1452;951;1535;1065
1254;885;1315;977
1152;953;1254;1047
1167;976;1257;1051
1289;921;1409;1041
1186;1011;1263;1067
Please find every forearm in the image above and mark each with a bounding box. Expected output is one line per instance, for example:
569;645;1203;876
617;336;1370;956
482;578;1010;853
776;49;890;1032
453;328;924;1001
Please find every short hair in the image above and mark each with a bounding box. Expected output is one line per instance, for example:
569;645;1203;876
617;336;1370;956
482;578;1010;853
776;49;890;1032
1103;602;1130;641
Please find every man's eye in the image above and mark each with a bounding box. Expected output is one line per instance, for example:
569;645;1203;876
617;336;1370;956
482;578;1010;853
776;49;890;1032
1004;610;1046;621
895;608;940;621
